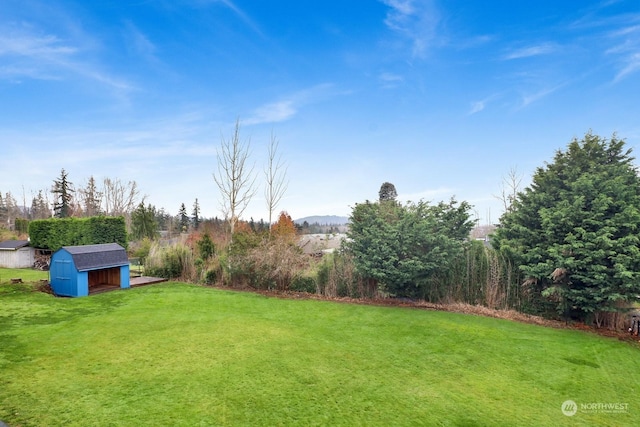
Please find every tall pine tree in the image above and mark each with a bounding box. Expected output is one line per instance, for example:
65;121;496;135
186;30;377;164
79;176;103;217
493;132;640;322
178;203;189;232
192;198;201;230
52;168;74;218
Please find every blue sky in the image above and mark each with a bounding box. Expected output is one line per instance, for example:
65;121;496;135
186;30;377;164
1;0;639;224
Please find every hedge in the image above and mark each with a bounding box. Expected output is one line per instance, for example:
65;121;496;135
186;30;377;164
28;216;128;251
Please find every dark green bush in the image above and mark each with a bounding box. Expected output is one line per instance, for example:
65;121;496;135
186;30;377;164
204;268;218;285
197;234;215;260
290;275;316;293
28;216;127;251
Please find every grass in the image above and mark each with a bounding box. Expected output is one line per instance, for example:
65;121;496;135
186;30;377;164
0;268;48;284
1;282;639;426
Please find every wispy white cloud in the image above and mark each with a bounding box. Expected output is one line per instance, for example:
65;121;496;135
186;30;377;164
188;0;264;37
381;0;441;58
468;93;501;115
245;84;337;125
219;0;263;36
0;111;214;187
0;64;59;81
0;31;76;58
613;52;640;82
605;24;640;83
503;43;557;60
608;24;640;38
378;72;403;88
519;85;562;108
246;100;297;125
0;24;134;94
568;8;640;84
123;21;159;64
469;101;486;115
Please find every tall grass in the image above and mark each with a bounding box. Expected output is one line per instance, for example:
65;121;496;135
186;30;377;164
315;252;377;298
417;241;524;310
145;242;195;281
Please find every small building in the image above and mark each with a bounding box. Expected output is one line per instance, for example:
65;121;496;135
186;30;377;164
50;243;130;297
0;240;35;268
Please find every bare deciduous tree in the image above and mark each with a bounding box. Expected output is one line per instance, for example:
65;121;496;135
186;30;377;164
264;131;288;232
213;119;257;238
495;166;523;215
102;177;140;217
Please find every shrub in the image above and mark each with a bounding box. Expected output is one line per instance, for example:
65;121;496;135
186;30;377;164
204;268;219;285
315;252;374;298
145;242;195;281
224;236;309;290
197;233;215;260
290;275;316;293
131;238;152;260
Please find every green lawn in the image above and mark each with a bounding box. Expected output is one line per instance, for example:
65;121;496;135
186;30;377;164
1;282;639;426
0;267;48;284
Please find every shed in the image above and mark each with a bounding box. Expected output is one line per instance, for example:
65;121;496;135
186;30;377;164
0;240;35;268
50;243;130;297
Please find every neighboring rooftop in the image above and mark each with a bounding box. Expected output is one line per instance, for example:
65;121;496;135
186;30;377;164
0;240;30;250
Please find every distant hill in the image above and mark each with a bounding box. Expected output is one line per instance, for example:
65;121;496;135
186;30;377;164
294;215;349;225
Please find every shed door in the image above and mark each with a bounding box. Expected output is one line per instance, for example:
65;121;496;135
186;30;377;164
54;259;72;295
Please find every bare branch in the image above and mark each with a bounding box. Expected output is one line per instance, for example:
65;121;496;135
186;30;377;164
213;118;257;236
102;177;140;217
264;130;288;230
494;166;523;215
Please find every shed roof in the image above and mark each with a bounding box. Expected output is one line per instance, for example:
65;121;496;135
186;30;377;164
61;243;128;271
0;240;30;251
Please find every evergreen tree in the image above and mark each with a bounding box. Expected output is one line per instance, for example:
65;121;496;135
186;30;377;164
346;197;474;298
192;198;201;230
79;176;103;217
2;192;19;228
178;203;189;232
155;208;171;231
30;190;50;219
52;168;74;218
493;132;640;321
131;203;159;240
378;182;398;202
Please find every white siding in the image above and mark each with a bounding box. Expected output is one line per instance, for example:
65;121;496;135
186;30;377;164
0;248;35;268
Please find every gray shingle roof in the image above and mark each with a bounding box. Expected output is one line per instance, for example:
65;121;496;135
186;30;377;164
62;243;128;271
0;240;30;250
